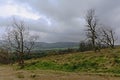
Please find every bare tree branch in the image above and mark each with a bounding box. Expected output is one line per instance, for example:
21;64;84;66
4;18;39;68
85;9;98;51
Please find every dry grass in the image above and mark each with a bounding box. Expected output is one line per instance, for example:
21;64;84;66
0;65;119;80
1;48;120;80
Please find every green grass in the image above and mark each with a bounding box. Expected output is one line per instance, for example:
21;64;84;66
24;61;77;72
24;48;120;74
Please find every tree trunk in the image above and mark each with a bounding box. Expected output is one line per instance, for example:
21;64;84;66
18;52;24;69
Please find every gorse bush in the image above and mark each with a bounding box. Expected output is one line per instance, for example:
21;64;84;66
79;41;93;52
0;50;48;64
79;40;108;52
0;48;13;64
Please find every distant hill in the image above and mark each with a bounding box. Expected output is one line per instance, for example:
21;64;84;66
34;42;79;50
0;40;79;50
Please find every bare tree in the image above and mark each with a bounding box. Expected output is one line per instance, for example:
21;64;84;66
4;19;39;68
99;27;117;48
85;9;98;51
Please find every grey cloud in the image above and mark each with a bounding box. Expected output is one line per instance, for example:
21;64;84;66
0;0;120;43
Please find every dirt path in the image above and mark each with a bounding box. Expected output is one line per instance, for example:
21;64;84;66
0;65;119;80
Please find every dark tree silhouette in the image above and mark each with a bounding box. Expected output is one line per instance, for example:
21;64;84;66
5;19;39;68
85;9;98;51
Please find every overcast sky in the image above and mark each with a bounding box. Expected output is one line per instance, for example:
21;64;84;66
0;0;120;43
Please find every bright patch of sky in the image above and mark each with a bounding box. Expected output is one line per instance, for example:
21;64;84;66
0;1;41;20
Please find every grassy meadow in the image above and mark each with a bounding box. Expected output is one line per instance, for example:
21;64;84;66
23;47;120;76
1;47;120;80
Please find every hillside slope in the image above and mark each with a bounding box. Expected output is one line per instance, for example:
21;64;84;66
25;47;120;75
1;48;119;80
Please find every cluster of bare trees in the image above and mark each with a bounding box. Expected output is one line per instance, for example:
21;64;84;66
2;19;39;68
83;9;117;52
99;27;116;49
